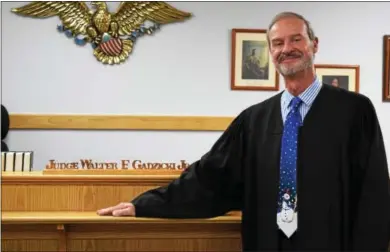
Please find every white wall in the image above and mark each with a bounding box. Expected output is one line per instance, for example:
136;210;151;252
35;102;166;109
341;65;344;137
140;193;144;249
2;1;390;172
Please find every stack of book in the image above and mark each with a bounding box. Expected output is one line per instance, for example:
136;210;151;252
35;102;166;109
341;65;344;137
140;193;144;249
1;151;34;172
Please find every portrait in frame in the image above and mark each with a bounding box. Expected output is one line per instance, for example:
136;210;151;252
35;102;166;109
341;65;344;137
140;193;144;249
383;35;390;102
231;29;279;91
315;64;360;93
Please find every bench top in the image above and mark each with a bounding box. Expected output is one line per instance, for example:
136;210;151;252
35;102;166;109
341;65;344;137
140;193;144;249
1;211;242;224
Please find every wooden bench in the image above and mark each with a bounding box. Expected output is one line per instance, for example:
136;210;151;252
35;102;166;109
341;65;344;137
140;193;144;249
1;172;242;252
2;211;241;252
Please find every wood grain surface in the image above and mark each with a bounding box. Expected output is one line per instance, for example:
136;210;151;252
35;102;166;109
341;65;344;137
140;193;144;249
9;114;234;131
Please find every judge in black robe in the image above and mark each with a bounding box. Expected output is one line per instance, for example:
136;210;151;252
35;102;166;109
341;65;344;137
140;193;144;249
130;83;390;251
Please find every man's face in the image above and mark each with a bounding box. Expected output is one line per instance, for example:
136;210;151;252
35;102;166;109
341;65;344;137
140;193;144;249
268;17;318;76
331;78;339;87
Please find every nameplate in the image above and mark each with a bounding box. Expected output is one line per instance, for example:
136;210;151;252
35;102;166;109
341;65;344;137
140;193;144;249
43;158;190;175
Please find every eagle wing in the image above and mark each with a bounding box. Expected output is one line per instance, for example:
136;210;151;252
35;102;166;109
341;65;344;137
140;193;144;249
113;1;192;36
11;1;92;35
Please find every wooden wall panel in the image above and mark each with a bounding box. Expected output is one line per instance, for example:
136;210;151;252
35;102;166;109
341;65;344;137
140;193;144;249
66;222;241;252
1;172;175;211
1;172;242;252
2;225;60;252
9;114;233;131
2;184;159;211
2;216;242;252
2;240;59;252
68;238;241;252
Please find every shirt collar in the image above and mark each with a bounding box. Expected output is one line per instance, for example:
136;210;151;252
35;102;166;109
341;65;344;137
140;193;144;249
281;76;322;109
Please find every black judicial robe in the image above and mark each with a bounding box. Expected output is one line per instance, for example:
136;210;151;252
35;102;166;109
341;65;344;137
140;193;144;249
131;84;390;251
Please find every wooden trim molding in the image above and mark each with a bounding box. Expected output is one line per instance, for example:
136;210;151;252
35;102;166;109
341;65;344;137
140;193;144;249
383;35;390;102
1;171;180;185
9;114;234;131
1;211;241;224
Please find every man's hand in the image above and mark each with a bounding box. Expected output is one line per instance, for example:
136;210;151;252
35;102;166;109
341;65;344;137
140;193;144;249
97;202;136;216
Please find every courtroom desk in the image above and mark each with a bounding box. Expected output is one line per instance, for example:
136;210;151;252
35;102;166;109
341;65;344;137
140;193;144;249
2;211;242;252
1;172;243;251
1;171;190;211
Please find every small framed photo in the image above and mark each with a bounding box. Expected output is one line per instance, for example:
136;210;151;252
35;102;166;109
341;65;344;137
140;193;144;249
383;35;390;102
231;28;279;91
315;64;360;93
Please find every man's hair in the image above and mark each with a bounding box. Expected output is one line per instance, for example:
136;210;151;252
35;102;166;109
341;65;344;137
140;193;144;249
267;12;316;43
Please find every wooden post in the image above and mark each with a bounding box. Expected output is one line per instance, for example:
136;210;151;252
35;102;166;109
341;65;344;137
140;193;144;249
57;224;67;252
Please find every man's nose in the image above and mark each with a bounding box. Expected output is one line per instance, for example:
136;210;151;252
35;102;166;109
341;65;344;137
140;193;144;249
281;42;294;53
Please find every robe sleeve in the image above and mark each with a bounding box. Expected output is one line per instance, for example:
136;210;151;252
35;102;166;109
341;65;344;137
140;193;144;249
351;97;390;251
130;111;247;219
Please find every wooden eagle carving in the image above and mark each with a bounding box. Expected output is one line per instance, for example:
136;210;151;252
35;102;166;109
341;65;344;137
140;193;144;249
11;1;192;65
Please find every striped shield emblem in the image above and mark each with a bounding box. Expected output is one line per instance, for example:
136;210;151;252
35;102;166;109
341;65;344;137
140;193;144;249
98;38;123;56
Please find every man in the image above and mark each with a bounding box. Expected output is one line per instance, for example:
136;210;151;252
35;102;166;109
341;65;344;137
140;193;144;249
331;77;339;87
98;12;390;251
243;48;266;79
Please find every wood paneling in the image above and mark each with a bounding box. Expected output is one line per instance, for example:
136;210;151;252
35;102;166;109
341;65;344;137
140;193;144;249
383;35;390;101
9;114;234;131
2;240;58;252
1;172;242;252
2;172;177;211
2;211;241;224
2;171;179;184
2;225;62;252
2;220;241;252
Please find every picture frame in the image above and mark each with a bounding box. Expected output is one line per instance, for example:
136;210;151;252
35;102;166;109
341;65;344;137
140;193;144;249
314;64;360;93
230;28;279;91
383;35;390;102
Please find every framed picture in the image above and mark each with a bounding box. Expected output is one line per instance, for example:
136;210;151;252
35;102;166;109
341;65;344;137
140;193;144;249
383;35;390;102
231;28;279;91
314;64;360;93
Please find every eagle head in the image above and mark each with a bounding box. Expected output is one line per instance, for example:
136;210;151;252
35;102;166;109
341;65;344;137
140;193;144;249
90;2;107;10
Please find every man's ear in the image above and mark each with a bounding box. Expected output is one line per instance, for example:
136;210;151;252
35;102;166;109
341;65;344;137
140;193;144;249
312;37;319;53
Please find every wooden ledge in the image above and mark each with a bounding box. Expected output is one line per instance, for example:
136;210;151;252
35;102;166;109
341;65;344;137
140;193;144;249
1;211;242;225
1;171;179;185
9;114;233;131
10;114;234;131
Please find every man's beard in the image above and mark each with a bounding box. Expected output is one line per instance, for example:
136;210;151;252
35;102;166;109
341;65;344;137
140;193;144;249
276;51;314;76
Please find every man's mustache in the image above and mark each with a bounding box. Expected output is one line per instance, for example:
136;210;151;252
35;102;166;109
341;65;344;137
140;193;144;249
278;51;303;63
